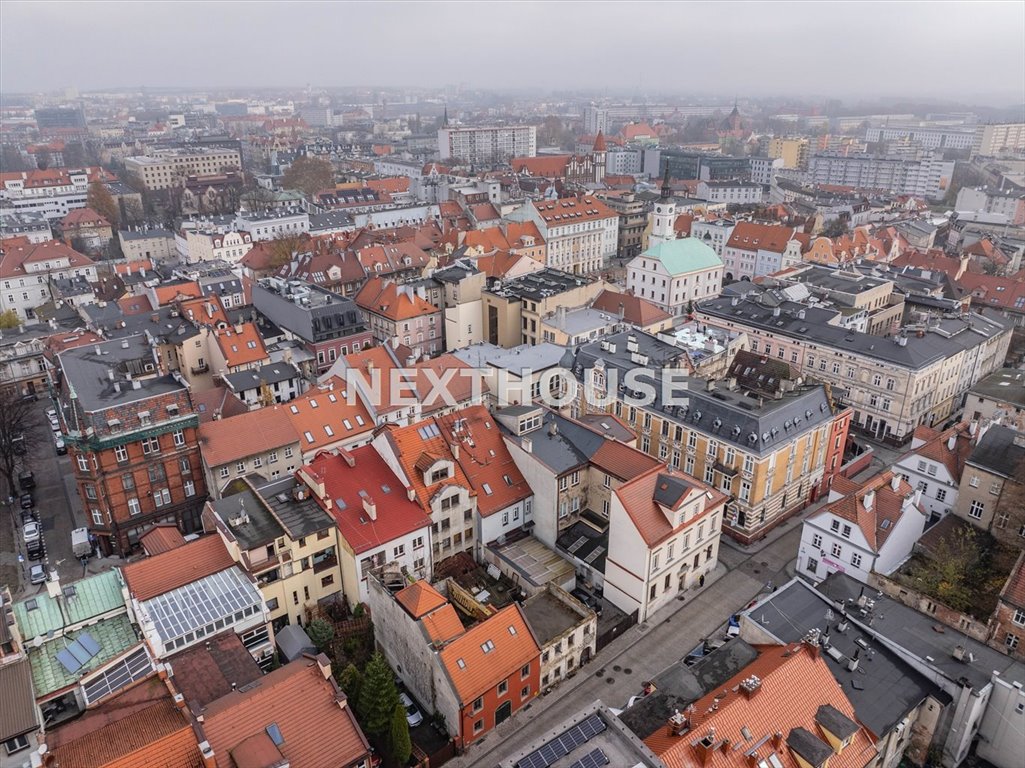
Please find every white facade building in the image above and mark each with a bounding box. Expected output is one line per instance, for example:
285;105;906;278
0;239;98;323
234;208;310;241
696;180;763;205
508;197;618;274
0;169;90;220
892;422;974;524
808;153;954;199
626;238;724;317
438;125;537;164
690;217;736;257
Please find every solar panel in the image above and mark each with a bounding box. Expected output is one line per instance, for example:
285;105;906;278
78;632;100;656
567;749;609;768
57;648;84;674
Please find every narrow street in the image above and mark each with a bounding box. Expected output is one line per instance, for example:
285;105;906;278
444;524;804;768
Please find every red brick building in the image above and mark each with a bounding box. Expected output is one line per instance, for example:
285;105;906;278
990;551;1025;659
57;334;206;555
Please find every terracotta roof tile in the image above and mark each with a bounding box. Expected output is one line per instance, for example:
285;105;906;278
199;406;301;468
901;421;974;485
168;632;263;713
284;377;375;454
591;439;661;481
414;355;490;415
381;417;475;511
421;603;466;644
354;276;439;321
816;469;915;551
154;281;203;306
300;446;431;555
61;206;110;227
395;580;449;618
726;221;798;254
438;604;539;703
614;465;728;548
214;322;269;368
645;644;877;768
201;658;370;768
139;523;187;556
475;250;543;278
533;196;617;226
1000;552;1025;611
592;289;672;328
0;238;96;279
122;535;236;601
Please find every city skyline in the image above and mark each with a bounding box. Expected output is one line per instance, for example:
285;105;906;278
1;1;1024;106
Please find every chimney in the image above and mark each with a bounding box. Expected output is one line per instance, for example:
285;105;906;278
316;652;332;680
198;741;216;768
890;473;900;492
848;649;860;672
694;729;717;767
739;675;762;699
947;434;957;451
863;489;875;511
969;420;978;436
363;495;377;521
450;441;460;460
772;732;784;750
407;487;416;502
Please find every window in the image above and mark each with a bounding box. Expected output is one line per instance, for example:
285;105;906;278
148;464;166;483
127;498;141;516
253;456;263;468
220;466;230;478
936;488;947;502
1013;609;1025;627
184;480;195;497
321;575;334;587
558;476;568;492
498;680;508;696
521;685;530;699
739;480;751;502
472;697;483;713
742;455;754;475
179;458;191;473
473;719;484;734
153;488;171;507
85;484;97;500
990;481;1002;495
851;552;863;568
172;430;185;447
968;499;985;519
393;544;405;558
969;475;979;488
142;436;160;455
284;447;293;458
269;451;278;464
831;543;843;557
3;733;29;755
831;520;840;532
122;473;135;490
77;454;90;472
91;508;103;525
115;445;129;463
1006;633;1020;651
812;534;822;548
807;557;818;574
521;663;531;679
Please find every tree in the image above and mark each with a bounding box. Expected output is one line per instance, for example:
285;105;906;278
1;145;30;173
390;702;412;765
34;149;51;170
267;233;308;269
337;663;363;703
0;387;44;498
121;196;144;225
0;310;20;329
62;141;87;168
87;182;120;228
282;156;334;198
306;618;335;651
356;652;400;739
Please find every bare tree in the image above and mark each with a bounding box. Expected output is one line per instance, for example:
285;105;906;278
282;156;334;198
0;387;44;499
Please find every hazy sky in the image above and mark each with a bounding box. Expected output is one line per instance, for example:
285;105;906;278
2;1;1024;105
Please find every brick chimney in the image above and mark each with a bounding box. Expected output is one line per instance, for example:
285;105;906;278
363;495;377;521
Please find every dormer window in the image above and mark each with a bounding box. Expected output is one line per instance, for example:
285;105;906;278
429;467;450;484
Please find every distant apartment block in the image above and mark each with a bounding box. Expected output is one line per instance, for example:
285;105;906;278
125;148;243;191
974;123;1025;157
808;152;954;199
438;125;537;164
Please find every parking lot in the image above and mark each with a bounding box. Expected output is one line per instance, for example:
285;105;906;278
1;399;98;600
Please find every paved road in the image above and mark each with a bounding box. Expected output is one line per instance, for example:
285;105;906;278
444;524;804;768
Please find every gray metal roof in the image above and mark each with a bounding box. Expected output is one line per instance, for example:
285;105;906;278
489;268;594;301
276;623;316;662
223;362;300;392
966;424;1025;478
256;477;335;540
744;577;948;737
968;368;1025;409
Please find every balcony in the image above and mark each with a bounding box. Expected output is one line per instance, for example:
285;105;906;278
190;362;209;374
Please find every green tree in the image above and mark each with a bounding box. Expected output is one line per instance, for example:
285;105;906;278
0;310;20;329
356;652;400;739
282;156;334;198
306;618;335;651
390;702;412;765
337;663;363;703
87;181;120;228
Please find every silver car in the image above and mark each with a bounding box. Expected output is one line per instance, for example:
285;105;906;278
399;692;423;727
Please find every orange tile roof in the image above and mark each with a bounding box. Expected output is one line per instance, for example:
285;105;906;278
475;250;542;279
645;643;877;768
354;276;439;321
199;406;301;468
117;294;153;315
214;322;269;368
154;281;203;306
512;155;572;178
470;202;500;222
590;439;660;481
438;604;539;703
614;465;728;548
414;355;490;415
343;345;412;414
817;469;915;551
47;677;201;768
122;535;236;601
674;213;694;236
533;196;617;226
436;406;532;517
380;417;476;511
464;226;510;253
621;122;657;140
1000;552;1025;611
301;446;431;555
0;238;96;279
61;206;110;227
201;658;370;768
139;523;187;556
591;289;672;328
503;220;546;248
421;603;466;644
284;377;375;453
726;221;799;254
357;241;430;274
903;421;974;485
396;580;449;618
367;176;410;195
180;295;229;327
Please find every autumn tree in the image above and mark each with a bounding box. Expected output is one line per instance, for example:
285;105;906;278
87;181;120;228
267;233;309;269
0;310;20;329
282;156;334;198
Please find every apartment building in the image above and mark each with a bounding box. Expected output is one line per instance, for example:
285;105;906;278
695;180;763;205
768;136;811;169
124;148;243;191
808;152;954;199
722;221;804;280
520;585;597;691
954;424;1025;547
626;237;723;317
964;368;1025;432
0;168;94;220
506;197;619;275
234;207;311;241
595;191;649;259
892;421;975;524
695;290;1011;444
58;335;207;556
0;239;98;323
974;123;1025;157
197;406;303;497
354;276;443;358
438;124;537;164
206;478;343;631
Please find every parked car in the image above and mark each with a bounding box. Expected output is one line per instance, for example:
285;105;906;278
21;510;38;525
18;470;35;491
399;692;423;727
46;409;59;429
54;436;66;455
20;493;34;509
27;540;46;561
20;392;38;402
23;520;41;543
29;564;47;585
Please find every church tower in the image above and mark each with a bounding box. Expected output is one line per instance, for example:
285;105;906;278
592;131;607;184
649;165;676;247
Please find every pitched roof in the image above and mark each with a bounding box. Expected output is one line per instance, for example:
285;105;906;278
726;221;798;254
533;196;617;226
641;237;723;274
645;644;877;768
902;421;974;484
590;439;661;481
395;580;449;619
999;551;1025;612
421;603;466;644
284;377;375;453
438;604;540;703
0;658;37;743
592;288;672;328
414;355;490;415
214;322;269;368
475;250;543;279
122;535;236;601
815;469;916;551
614;465;728;547
301;446;431;555
380;417;476;510
0;238;96;279
354;276;439;321
512;155;572;178
201;657;369;768
139;523;187;556
154;281;203;306
61;206;110;227
47;677;201;768
167;631;263;713
199;405;301;467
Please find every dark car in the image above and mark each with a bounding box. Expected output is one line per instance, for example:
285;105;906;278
26;539;45;561
18;471;35;491
20;493;34;509
21;510;38;525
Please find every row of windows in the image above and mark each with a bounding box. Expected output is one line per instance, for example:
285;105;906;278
219;447;293;477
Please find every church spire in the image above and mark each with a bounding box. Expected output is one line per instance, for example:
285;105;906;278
443;105;449;127
660;164;672;201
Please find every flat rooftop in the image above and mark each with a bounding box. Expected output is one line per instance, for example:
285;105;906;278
491;536;576;592
521;590;586;647
968;367;1025;408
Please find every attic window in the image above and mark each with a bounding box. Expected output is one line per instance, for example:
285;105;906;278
290;405;299;414
328;393;337;403
304;431;314;443
324;425;334;437
457;658;466;668
504;474;513;486
343;419;353;430
266;723;284;747
25;599;38;611
482;483;493;495
480;640;495;654
355;415;365;426
508;625;517;636
310;399;319;409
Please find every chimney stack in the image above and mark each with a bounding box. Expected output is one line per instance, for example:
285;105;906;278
363;495;377;520
198;741;216;768
890;473;900;492
863;489;875;511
